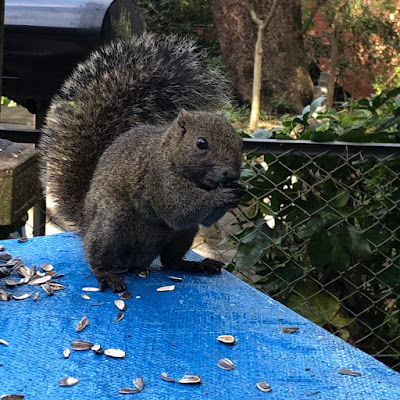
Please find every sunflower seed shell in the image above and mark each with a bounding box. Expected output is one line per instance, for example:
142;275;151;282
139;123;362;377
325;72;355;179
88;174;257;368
114;300;126;311
218;358;235;370
76;316;89;332
178;375;201;384
217;335;236;344
59;377;79;386
105;348;125;358
161;373;176;382
257;381;272;392
71;339;94;351
118;388;140;394
157;285;175;292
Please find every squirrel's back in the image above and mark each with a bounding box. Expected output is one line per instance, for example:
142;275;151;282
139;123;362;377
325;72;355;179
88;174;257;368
39;33;229;227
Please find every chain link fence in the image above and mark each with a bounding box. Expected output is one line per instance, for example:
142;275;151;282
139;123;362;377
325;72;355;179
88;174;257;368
5;133;399;372
195;139;400;372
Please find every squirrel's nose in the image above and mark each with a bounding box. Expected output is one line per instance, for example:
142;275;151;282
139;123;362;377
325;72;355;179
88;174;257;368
221;168;240;182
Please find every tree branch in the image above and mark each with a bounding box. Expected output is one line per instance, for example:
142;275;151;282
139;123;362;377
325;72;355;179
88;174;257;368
245;0;279;28
301;0;329;36
261;0;279;30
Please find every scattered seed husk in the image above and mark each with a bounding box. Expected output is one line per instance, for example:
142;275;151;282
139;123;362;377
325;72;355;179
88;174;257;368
118;388;140;394
178;375;201;384
0;245;4;251
82;287;100;292
168;276;183;282
114;299;127;311
33;292;39;301
119;291;132;300
0;267;10;277
0;251;12;262
28;275;51;286
63;348;70;358
133;377;145;391
218;358;235;370
0;289;11;301
17;266;31;279
282;327;300;334
0;339;9;346
91;302;102;306
52;274;64;279
1;395;25;400
138;270;150;278
41;263;54;272
12;293;31;301
257;381;272;392
339;368;362;376
6;258;22;268
5;280;19;287
59;377;79;387
18;237;28;243
217;335;236;345
105;348;125;358
81;293;91;300
157;285;175;292
49;282;66;291
116;312;125;322
91;344;104;355
161;373;176;383
41;283;54;296
76;316;89;332
71;339;94;351
45;270;57;277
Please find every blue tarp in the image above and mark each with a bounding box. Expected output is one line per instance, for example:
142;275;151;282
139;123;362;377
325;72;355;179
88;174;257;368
0;232;399;399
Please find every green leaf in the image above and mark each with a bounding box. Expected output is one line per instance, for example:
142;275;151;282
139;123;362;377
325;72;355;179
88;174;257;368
250;129;273;139
340;127;367;142
234;240;265;269
259;202;275;216
335;190;350;208
309;96;326;116
344;226;372;259
330;234;350;271
240;168;256;178
377;264;400;287
310;130;336;142
309;230;332;269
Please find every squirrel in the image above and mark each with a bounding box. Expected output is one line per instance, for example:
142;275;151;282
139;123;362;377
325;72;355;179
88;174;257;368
39;33;245;292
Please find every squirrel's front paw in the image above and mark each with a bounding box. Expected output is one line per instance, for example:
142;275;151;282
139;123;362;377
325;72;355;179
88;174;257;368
94;270;126;293
216;182;246;208
199;258;224;274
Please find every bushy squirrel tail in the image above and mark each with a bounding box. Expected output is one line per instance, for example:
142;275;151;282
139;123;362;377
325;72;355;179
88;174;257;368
39;33;229;228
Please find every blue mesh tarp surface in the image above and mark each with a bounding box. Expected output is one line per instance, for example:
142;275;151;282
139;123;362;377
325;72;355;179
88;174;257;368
0;232;399;399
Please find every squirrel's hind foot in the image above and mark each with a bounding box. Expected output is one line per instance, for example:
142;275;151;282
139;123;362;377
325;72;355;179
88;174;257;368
165;258;223;275
94;270;127;293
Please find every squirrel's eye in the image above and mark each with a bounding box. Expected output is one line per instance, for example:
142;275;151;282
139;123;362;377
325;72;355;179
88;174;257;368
196;137;208;150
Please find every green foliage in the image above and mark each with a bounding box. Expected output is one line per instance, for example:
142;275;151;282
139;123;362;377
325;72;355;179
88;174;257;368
303;0;399;93
233;92;400;369
136;0;218;51
271;90;400;142
1;97;17;107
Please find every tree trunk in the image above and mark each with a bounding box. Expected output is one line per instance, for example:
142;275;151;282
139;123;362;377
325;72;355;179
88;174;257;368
327;0;348;109
249;24;265;131
211;0;314;114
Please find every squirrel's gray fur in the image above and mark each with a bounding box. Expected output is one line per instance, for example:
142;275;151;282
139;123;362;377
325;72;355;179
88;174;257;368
40;33;244;292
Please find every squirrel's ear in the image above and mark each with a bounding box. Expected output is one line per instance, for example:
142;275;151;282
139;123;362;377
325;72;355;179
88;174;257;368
176;109;192;136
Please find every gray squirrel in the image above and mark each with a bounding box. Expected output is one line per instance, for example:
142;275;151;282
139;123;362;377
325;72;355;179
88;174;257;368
39;33;244;292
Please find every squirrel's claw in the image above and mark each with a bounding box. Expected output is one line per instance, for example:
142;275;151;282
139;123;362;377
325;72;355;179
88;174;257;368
199;258;224;274
96;271;127;293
